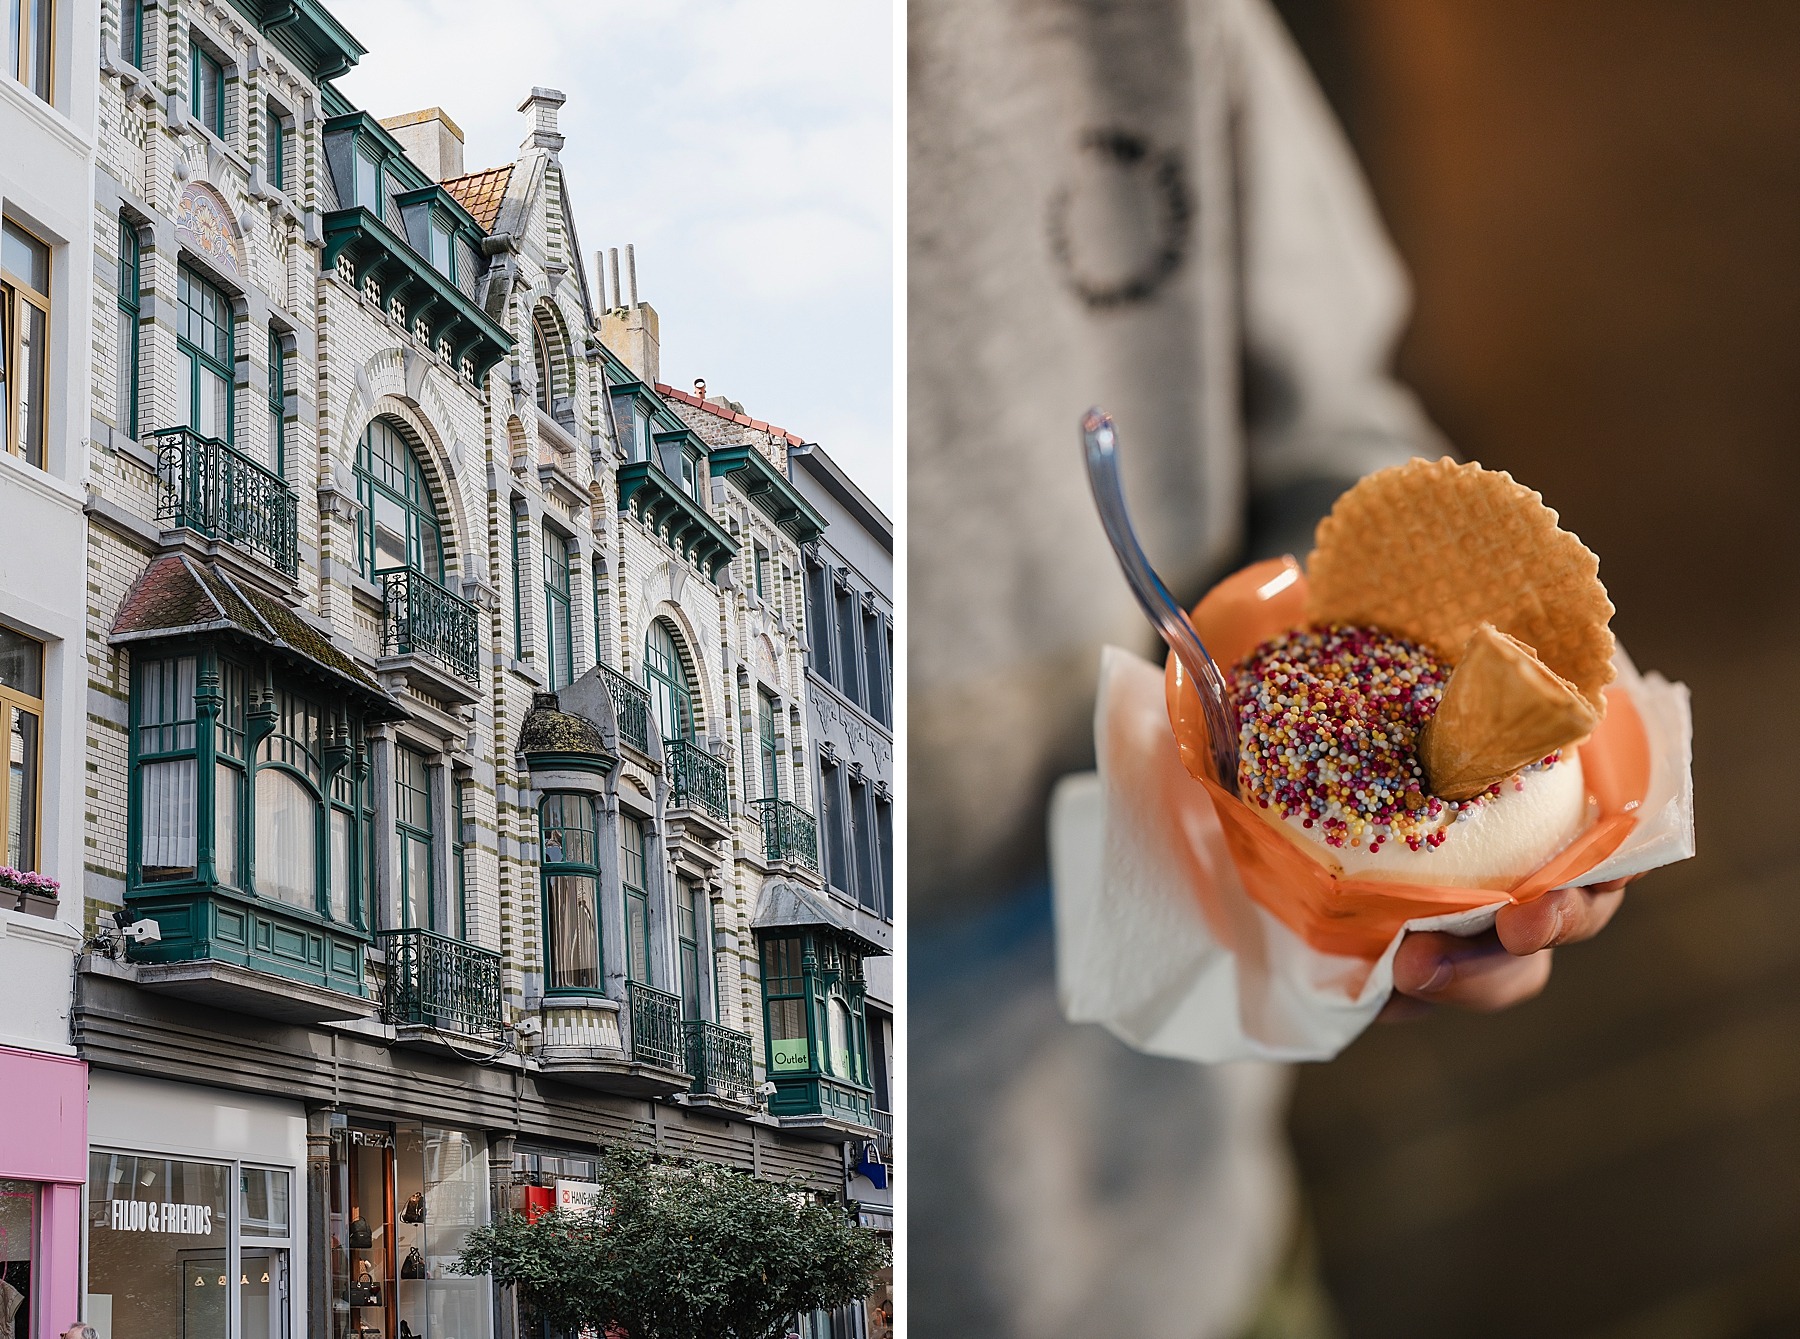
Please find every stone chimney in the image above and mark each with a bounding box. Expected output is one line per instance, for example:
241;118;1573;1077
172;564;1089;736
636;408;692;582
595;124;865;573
519;87;566;152
599;242;659;383
378;108;465;181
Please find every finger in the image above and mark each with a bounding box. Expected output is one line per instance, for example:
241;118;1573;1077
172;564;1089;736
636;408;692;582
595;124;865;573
1376;993;1436;1024
1495;881;1628;956
1393;930;1555;1012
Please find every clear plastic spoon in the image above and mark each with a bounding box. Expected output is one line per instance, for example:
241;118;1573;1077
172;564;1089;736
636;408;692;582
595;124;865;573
1082;408;1241;793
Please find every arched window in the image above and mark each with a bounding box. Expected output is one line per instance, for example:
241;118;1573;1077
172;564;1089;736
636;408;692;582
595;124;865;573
356;418;444;581
541;794;600;991
533;322;554;415
643;620;694;744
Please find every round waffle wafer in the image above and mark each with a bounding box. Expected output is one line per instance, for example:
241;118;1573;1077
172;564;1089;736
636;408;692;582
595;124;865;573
1305;457;1615;709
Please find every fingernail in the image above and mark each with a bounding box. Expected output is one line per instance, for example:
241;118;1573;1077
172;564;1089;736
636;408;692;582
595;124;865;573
1418;960;1453;993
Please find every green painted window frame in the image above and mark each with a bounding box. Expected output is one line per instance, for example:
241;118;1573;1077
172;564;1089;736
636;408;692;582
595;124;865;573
510;506;525;661
265;105;285;191
127;648;371;930
540;792;601;993
176;263;234;444
266;328;285;474
643;619;694;744
753;543;770;601
117;217;140;439
427;212;455;282
394;743;434;931
121;0;144;68
355;418;444;582
757;688;780;802
676;876;704;1021
819;757;848;893
620;812;652;986
760;935;813;1075
542;524;573;690
451;776;468;940
591;560;605;665
190;42;225;140
354;146;381;218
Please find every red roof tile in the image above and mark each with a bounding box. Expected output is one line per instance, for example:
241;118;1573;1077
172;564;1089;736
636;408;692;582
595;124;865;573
441;165;514;232
656;383;806;447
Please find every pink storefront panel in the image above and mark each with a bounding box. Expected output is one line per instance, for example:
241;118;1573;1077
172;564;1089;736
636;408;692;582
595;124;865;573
0;1045;87;1184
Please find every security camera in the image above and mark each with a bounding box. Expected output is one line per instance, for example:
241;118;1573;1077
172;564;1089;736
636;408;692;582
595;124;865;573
755;1080;778;1097
120;918;162;944
513;1016;542;1037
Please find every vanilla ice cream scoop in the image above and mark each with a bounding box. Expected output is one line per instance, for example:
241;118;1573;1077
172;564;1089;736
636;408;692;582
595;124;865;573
1232;623;1591;889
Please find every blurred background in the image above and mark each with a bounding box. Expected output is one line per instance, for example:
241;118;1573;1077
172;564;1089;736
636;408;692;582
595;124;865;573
1271;2;1800;1335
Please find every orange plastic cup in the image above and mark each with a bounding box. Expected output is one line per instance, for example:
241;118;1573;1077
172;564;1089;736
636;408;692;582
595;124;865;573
1161;558;1651;959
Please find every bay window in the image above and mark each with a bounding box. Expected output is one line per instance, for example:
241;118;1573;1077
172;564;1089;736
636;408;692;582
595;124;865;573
0;623;44;872
130;649;373;929
3;217;50;468
540;793;599;991
757;931;872;1102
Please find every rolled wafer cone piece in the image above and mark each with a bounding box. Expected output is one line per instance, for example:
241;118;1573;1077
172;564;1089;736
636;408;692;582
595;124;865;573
1421;623;1602;801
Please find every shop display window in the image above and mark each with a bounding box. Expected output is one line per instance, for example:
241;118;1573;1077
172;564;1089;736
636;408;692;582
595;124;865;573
86;1152;291;1339
0;1180;38;1339
330;1121;491;1339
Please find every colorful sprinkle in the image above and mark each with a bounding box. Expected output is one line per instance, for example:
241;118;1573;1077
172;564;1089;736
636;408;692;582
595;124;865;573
1230;624;1559;855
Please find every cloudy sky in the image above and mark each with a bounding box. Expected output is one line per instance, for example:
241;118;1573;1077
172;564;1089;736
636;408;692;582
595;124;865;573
338;1;894;510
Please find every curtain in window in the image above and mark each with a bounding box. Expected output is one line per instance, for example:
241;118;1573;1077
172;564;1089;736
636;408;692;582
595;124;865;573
215;761;239;887
548;874;599;990
139;759;197;876
329;809;352;923
255;768;317;908
829;998;853;1080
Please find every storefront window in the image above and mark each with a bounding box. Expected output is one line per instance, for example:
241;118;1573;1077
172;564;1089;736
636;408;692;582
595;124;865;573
330;1121;492;1339
0;1180;37;1337
85;1152;248;1339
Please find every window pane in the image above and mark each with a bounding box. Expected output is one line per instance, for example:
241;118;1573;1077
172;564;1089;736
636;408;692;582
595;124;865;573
329;808;352;923
829;998;853;1079
625;887;649;985
836;590;859;701
265;111;284;190
139;758;197;881
758;692;779;801
0;624;42;697
2;220;49;292
540;794;594;867
123;0;144;66
240;1167;291;1238
372;492;408;573
769;999;808;1072
88;1155;231;1339
547;873;599;990
7;704;38;870
240;1248;290;1339
355;151;379;215
403;833;430;929
214;761;238;887
13;298;46;467
254;768;317;909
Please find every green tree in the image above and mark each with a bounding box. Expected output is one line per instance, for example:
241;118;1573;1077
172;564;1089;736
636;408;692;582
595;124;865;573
454;1144;889;1339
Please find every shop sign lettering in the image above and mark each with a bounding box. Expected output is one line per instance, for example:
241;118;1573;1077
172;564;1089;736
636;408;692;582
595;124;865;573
108;1200;215;1234
771;1039;809;1071
555;1179;602;1212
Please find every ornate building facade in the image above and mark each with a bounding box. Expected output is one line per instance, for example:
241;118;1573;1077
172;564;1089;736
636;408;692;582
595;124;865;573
60;3;887;1337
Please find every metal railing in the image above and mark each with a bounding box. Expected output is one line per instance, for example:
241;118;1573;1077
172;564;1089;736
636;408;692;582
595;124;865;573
152;426;298;576
379;567;481;685
685;1019;755;1101
750;798;820;874
377;928;503;1037
665;738;729;820
602;665;652;753
627;980;684;1071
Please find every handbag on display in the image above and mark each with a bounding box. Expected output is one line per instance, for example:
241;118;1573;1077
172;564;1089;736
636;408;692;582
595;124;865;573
348;1215;373;1248
401;1191;427;1223
401;1247;427;1280
351;1269;382;1307
399;1324;419;1339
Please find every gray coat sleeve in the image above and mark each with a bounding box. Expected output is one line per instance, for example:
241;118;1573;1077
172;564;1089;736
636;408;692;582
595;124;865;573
1225;0;1449;562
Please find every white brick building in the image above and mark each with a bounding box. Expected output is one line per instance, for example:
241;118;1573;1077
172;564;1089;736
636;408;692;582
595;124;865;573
58;4;885;1338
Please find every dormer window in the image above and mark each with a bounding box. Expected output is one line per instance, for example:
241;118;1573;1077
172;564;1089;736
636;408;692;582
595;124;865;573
428;215;454;280
355;148;381;218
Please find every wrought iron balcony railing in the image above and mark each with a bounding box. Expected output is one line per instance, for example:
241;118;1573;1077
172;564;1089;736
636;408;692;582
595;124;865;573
750;798;820;874
377;928;503;1037
602;665;652;753
685;1019;755;1102
665;737;729;820
152;426;298;576
627;980;684;1071
378;567;481;685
